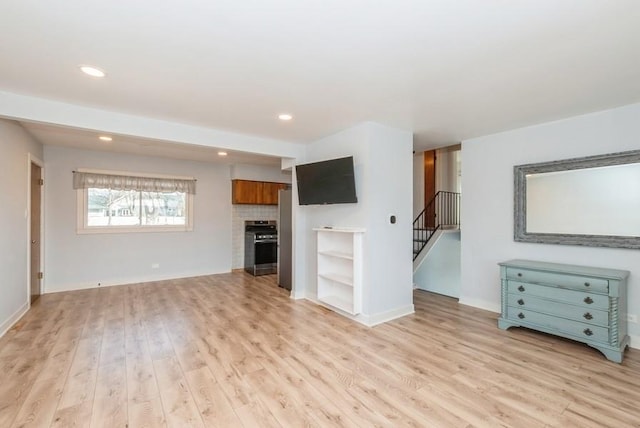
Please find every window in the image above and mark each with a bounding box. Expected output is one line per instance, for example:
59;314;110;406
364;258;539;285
74;170;195;234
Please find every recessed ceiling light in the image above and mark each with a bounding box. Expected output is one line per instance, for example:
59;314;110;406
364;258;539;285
80;65;106;78
218;151;228;156
99;135;112;142
278;114;293;121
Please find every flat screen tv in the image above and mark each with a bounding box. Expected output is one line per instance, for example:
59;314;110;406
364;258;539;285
295;156;357;205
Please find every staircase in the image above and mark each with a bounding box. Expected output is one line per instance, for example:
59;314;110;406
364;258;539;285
413;191;460;260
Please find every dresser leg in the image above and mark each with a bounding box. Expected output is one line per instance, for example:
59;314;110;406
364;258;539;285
589;344;626;363
498;317;518;330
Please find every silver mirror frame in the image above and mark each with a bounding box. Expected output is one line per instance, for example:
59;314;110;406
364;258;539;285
514;149;640;249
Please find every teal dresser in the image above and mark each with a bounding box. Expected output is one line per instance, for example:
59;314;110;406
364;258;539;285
498;259;629;363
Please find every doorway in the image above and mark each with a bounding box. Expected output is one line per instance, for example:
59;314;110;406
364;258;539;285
29;157;43;304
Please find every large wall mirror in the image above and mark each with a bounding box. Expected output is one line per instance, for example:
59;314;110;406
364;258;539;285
514;149;640;249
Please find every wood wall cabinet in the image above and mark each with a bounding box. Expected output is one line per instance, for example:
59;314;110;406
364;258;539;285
232;180;287;205
260;182;287;205
498;259;629;363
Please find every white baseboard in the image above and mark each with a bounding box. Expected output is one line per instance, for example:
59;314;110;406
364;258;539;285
356;304;415;327
304;296;414;327
628;334;640;350
0;300;29;339
44;270;229;294
290;289;307;300
458;297;500;314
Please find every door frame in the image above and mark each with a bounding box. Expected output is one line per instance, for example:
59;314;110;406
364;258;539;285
27;153;44;306
424;150;436;227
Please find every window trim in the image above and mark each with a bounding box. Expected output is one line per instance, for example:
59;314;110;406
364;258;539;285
75;168;195;181
76;169;195;235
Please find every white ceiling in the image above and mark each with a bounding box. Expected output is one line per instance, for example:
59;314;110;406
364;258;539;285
1;1;640;160
21;122;283;166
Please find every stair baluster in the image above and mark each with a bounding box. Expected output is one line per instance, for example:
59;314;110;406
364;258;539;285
413;191;460;260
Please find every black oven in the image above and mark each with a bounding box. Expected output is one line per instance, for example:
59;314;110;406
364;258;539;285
244;220;277;276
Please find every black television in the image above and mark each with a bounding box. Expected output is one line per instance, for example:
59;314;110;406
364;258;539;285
295;156;358;205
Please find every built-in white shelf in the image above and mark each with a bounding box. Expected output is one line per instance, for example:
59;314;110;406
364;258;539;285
315;227;364;315
318;250;354;260
318;295;354;314
318;272;353;287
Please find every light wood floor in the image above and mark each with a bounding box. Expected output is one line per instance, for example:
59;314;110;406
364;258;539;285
1;273;639;428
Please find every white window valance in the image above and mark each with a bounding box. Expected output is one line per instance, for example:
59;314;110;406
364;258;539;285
73;171;196;194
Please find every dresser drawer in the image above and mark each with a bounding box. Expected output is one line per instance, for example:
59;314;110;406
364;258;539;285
506;307;609;343
507;281;609;310
505;267;608;293
506;293;609;326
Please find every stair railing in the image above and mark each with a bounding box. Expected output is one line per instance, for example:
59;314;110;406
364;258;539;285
413;191;460;260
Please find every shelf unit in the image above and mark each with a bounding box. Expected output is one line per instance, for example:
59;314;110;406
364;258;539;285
314;227;365;315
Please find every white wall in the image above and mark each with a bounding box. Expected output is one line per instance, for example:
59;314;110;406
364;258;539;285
414;231;461;298
435;146;462;194
0;119;43;335
366;124;414;316
44;145;232;292
297;122;414;323
231;163;292;183
460;102;640;346
0;91;305;159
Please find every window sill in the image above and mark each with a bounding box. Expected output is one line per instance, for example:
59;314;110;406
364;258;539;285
77;225;193;235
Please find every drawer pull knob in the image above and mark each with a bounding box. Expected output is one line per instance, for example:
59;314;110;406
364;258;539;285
517;299;524;305
584;282;590;287
583;312;593;320
584;328;593;336
518;285;525;292
583;296;594;304
518;312;525;319
517;273;522;277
